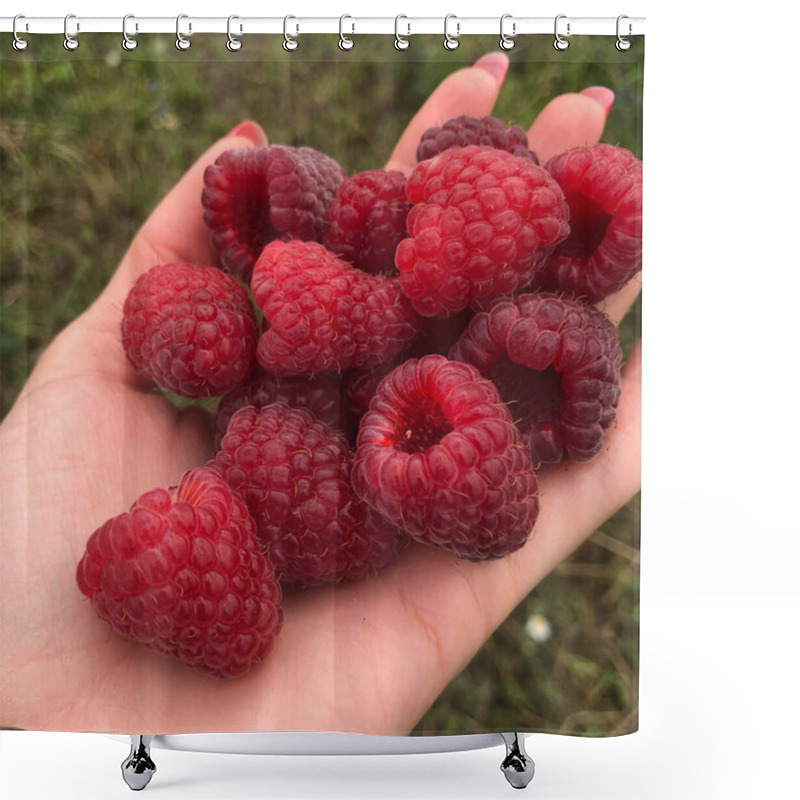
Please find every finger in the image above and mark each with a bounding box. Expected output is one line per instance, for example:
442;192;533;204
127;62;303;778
87;120;267;331
528;86;614;165
384;52;510;176
597;273;642;328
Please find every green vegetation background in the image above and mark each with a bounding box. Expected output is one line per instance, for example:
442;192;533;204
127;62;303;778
0;33;643;736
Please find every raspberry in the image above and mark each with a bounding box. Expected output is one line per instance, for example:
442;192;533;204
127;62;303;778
202;145;345;282
535;144;643;302
449;292;622;465
75;467;283;679
121;262;258;398
323;170;411;275
213;370;343;449
352;355;539;560
417;115;538;164
395;146;570;317
251;240;420;375
209;404;400;587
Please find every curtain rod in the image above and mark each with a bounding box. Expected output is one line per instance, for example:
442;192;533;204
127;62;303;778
2;15;646;40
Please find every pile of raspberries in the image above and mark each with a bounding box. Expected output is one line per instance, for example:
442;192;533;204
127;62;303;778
76;114;642;679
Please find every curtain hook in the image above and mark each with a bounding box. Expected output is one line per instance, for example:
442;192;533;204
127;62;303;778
394;15;410;50
175;14;191;50
122;14;138;51
443;14;460;51
339;14;354;50
12;14;29;51
553;14;570;51
227;15;243;51
499;14;515;50
616;15;632;51
64;13;79;51
283;15;299;51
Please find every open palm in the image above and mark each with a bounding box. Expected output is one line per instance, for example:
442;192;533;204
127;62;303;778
0;53;641;734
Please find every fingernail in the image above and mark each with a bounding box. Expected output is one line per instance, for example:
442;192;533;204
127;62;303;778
225;120;266;144
580;86;615;115
474;52;510;84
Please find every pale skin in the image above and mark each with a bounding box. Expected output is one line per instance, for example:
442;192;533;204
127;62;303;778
0;52;641;734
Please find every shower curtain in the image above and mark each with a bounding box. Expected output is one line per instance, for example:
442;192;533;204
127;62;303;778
0;26;643;744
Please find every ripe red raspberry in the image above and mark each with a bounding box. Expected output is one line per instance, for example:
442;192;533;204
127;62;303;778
323;169;411;275
352;355;539;560
395;146;570;317
535;144;643;302
251;240;420;375
75;467;283;679
213;370;343;449
121;262;257;398
449;293;622;465
202;145;345;282
417;115;539;164
209;404;401;588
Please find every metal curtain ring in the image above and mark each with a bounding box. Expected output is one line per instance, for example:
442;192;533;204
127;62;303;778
64;13;79;51
616;15;632;50
553;14;570;51
394;15;410;50
122;14;138;51
443;14;460;50
227;15;242;51
339;15;354;50
12;14;29;51
283;15;298;51
176;14;191;50
499;14;515;50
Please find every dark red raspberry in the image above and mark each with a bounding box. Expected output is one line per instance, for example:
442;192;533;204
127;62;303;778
534;144;643;302
417;115;538;164
209;404;400;588
75;467;283;678
121;262;257;398
352;355;539;560
213;370;343;449
202;145;345;282
395;146;570;317
251;240;420;375
323;170;411;275
449;292;622;465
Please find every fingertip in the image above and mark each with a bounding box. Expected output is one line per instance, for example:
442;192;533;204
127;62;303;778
580;86;615;116
473;52;510;85
528;93;609;164
224;120;267;146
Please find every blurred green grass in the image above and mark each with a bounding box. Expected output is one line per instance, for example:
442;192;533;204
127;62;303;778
0;32;642;736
